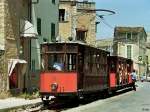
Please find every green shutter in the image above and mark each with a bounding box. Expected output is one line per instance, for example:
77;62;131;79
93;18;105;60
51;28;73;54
52;0;55;4
37;18;41;35
51;23;55;42
32;60;35;71
127;45;131;59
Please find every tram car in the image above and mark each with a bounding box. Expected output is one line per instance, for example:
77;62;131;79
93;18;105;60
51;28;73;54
40;42;134;103
108;56;133;92
40;42;109;102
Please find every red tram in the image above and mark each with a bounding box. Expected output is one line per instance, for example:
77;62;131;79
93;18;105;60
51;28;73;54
108;56;133;92
40;42;134;103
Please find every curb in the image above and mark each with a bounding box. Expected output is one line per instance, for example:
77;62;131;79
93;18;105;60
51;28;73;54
0;102;42;112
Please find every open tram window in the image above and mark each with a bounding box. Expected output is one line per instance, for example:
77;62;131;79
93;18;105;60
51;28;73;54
127;60;132;72
66;54;76;71
48;54;64;71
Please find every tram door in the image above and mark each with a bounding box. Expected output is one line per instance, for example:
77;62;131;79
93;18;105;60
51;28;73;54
127;59;133;83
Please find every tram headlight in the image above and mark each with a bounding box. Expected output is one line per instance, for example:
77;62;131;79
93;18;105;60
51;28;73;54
51;83;58;91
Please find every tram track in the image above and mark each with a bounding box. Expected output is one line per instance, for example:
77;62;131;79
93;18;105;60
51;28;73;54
21;99;78;112
20;88;133;112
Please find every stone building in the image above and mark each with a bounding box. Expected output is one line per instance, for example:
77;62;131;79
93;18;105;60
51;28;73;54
0;0;37;93
0;0;5;92
96;38;113;55
114;26;147;78
145;32;150;77
31;0;59;89
59;0;96;44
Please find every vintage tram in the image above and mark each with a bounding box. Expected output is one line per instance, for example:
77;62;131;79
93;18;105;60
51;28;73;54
108;56;133;92
40;42;109;101
40;42;134;103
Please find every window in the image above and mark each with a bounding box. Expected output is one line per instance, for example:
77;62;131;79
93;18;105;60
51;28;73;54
127;60;132;72
127;45;132;59
47;53;77;71
132;33;138;42
127;33;131;41
48;54;64;71
66;54;76;71
37;18;41;35
76;31;86;41
59;9;65;21
52;0;55;4
51;23;55;42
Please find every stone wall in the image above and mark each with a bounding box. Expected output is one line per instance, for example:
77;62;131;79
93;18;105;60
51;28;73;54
77;11;96;44
0;0;6;92
59;2;75;41
0;0;30;92
0;53;6;92
59;1;96;44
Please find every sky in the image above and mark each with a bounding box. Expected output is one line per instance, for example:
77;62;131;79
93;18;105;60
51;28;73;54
94;0;150;39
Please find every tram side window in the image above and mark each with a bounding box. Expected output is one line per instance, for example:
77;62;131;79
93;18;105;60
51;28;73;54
48;54;64;71
127;63;131;72
66;54;76;71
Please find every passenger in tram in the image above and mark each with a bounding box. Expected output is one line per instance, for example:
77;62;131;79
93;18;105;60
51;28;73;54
53;62;64;71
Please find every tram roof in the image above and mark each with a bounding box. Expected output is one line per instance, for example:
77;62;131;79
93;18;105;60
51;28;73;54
41;41;110;54
109;55;133;61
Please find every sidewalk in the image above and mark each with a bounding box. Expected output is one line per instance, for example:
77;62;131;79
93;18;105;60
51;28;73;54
0;97;42;111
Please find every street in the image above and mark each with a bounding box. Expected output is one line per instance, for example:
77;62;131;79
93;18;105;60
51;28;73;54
2;81;149;112
62;82;150;112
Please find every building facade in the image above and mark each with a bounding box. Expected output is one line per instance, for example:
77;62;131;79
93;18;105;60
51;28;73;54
145;32;150;77
0;0;37;93
96;38;113;55
59;0;96;44
114;27;147;78
31;0;59;88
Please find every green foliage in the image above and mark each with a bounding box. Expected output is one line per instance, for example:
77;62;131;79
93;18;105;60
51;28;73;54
18;91;40;100
0;91;12;99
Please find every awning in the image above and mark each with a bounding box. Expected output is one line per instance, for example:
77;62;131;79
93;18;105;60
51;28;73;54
20;19;38;38
8;59;27;76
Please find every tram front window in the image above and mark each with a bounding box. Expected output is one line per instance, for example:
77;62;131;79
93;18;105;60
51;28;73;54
48;54;64;71
66;54;76;71
47;53;77;71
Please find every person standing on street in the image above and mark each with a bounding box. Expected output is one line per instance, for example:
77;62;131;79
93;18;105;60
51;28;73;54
131;70;137;91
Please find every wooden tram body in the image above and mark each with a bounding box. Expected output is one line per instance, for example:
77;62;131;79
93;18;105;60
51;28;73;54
40;42;109;100
108;56;133;91
40;42;134;103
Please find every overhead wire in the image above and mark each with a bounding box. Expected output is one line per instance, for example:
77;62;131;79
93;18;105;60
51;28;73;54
96;14;114;29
